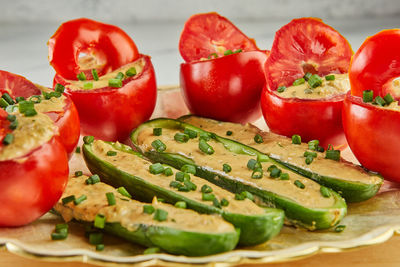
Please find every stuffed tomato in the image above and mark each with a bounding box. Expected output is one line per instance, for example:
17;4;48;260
0;106;68;226
0;70;80;156
343;30;400;182
179;12;267;124
262;18;353;149
49;18;157;141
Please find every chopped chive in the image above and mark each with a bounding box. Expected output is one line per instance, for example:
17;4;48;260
375;96;386;106
143;205;155;214
91;69;99;81
29;95;42;104
77;72;86;81
2;133;14;145
151;139;166;152
254;134;263;144
325;74;335;81
199;132;211;141
233;49;242;53
15;96;25;103
269;166;281;178
280;173;290;180
108;78;122;88
55;223;68;232
308;140;319;151
83;135;94;144
0;98;9;108
181;164;196;174
126;67;137;77
277;86;286;93
169;180;181;189
293;78;305;86
175;171;189;182
175;201;187;209
305;155;314;165
202;192;215;201
184;128;198;139
75;147;81;153
184;180;197;191
221;198;229;207
320;186;331;198
199;139;214;155
201;184;213;193
177;184;190;192
117;187;132;198
226;130;233;136
235;193;245;200
96;244;105;251
86;174;100;184
163;167;173;176
384;93;394;105
335;225;346;232
153;209;168;221
247;159;261;170
94;214;106;229
24;108;37;117
83;82;93;89
174;132;189;143
153;128;162;136
251;168;263;179
2;93;15;105
294;180;305;189
106;192;116;206
292;135;301;144
62;195;75;204
74;195;87;205
212;198;221;208
222;163;232;173
224;49;233;56
106;150;117;156
362;90;374;103
304;151;317;158
89;232;103;245
316;146;325;153
303;72;312;81
241;191;254;201
51;232;68;240
326;147;341;161
115;72;124;80
54;83;65;93
18;100;34;113
308;74;323;88
144;247;160;254
74;171;83;177
149;163;165;174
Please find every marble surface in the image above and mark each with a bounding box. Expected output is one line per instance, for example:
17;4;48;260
0;17;399;87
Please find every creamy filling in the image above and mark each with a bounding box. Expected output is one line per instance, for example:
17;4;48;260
277;73;349;99
34;84;66;113
378;101;400;111
54;175;235;233
65;57;145;91
137;128;336;209
91;140;266;215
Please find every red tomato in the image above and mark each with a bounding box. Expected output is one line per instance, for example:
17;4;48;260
349;29;400;99
342;92;400;182
48;18;139;80
0;70;80;156
262;18;353;148
0;120;69;226
179;12;259;62
55;55;157;141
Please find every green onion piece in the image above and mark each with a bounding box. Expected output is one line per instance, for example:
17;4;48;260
115;72;124;80
269;166;281;178
153;128;162;136
326;148;341;161
226;130;233;136
117;187;132;198
221;198;229;207
51;232;67;240
163;167;173;176
181;164;196;174
86;174;100;184
241;191;254;201
143;205;155;214
175;171;189;182
83;82;93;90
222;163;232;173
96;244;105;251
280;173;290;180
335;225;346;232
151;139;166;152
308;74;323;88
174;132;189;143
201;184;213;193
292;134;301;144
303;72;312;81
213;198;221;208
108;78;122;88
308;140;319;151
89;232;103;245
184;181;197;191
304;151;317;158
62;195;75;204
73;195;86;205
2;93;15;105
316;146;325;153
199;132;211;141
157;198;165;202
153;209;168;221
224;49;233;56
184;128;198;139
77;72;86;81
169;180;181;189
234;193;245;200
384;93;394;105
55;223;68;232
325;74;335;81
83;135;94;144
143;247;160;254
18;100;34;113
375;96;386;106
320;186;331;198
294;180;305;189
199;139;214;155
251;168;263;179
126;67;137;77
202;192;215;201
28;95;41;104
247;159;261;170
74;171;83;177
106;150;117;156
106;192;116;206
305;155;314;165
292;78;305;86
175;201;187;209
24;108;37;117
55;83;65;93
91;69;99;81
2;133;13;145
177;184;190;192
254;134;263;144
94;214;106;229
149;163;165;174
233;49;242;53
15;96;25;103
0;98;9;108
75;147;81;153
277;86;286;93
362;90;374;103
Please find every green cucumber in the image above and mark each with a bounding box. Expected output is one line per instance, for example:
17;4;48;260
178;115;383;203
54;176;239;256
130;118;347;230
82;140;284;246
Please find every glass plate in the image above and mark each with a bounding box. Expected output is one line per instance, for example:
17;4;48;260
1;87;400;266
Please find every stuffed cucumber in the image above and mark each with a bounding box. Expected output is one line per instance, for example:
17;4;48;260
82;139;284;246
178;115;383;203
130;118;347;230
54;175;239;256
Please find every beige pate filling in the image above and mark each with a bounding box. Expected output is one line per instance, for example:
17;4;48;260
34;84;66;113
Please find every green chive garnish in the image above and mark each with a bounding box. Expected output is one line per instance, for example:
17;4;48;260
222;163;232;173
153;128;162;136
247;159;261;170
374;96;386;106
96;244;105;251
2;93;15;105
268;165;281;178
174;132;189;143
201;184;213;193
251;168;263;179
185;181;197;191
303;72;312;81
280;173;290;180
115;72;124;80
294;180;305;189
384;93;394;105
305;155;314;165
55;223;68;232
75;147;81;153
221;198;229;207
126;67;137;77
308;140;319;151
234;193;245;200
0;98;9;108
233;49;242;54
175;172;189;182
62;195;75;204
320;186;331;198
151;139;166;152
106;192;116;206
54;83;65;94
83;82;93;89
51;232;67;240
89;232;103;245
149;163;165;174
326;145;341;161
74;171;83;177
18;100;34;113
108;78;122;88
106;150;117;156
335;225;346;232
212;198;221;208
169;180;181;189
94;214;106;229
181;164;196;174
199;139;214;155
325;74;335;81
254;134;263;144
2;133;14;145
277;86;286;93
15;96;25;103
143;205;155;214
363;90;374;103
293;78;305;86
83;135;94;144
226;130;233;136
24;108;37;117
91;69;99;81
308;74;323;88
74;194;87;205
184;128;198;139
304;151;317;158
202;192;215;201
292;135;301;144
163;167;173;176
143;247;160;254
241;191;254;201
86;174;100;184
153;209;168;221
174;201;187;209
117;187;132;198
224;49;233;56
77;72;86;81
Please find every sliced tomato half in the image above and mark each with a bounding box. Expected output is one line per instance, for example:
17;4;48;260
179;12;259;62
265;17;353;91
